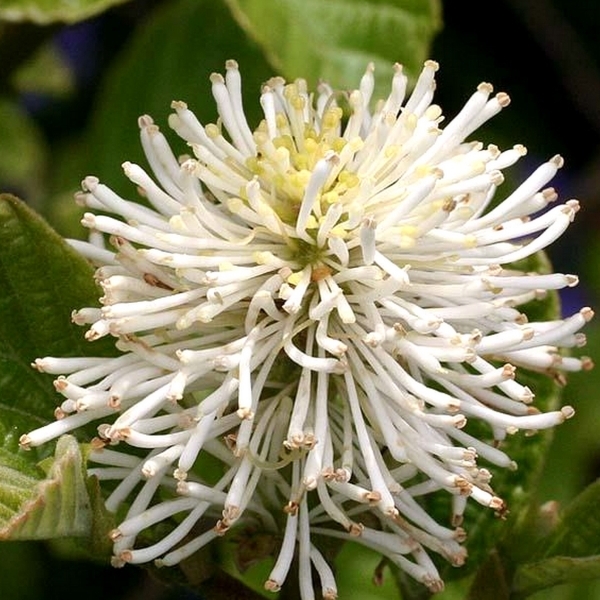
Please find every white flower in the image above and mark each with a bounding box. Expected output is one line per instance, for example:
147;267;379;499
21;59;592;595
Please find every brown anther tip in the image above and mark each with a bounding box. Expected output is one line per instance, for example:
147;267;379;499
97;423;111;440
425;578;445;594
224;432;237;452
283;501;299;516
303;433;316;449
522;327;535;341
335;468;350;482
214;520;229;536
449;549;468;567
364;490;382;504
454;527;467;543
490;170;504;185
514;143;527;156
137;115;154;128
447;402;461;414
561;405;575;420
502;363;516;379
174;469;188;483
566;274;579;287
442;199;457;212
553;372;568;387
18;434;31;450
143;273;174;290
74;190;88;206
53;377;67;391
581;306;594;321
566;199;580;214
452;514;464;528
373;559;386;587
109;427;130;442
496;92;511;107
264;580;281;592
542;187;558;202
90;437;106;451
582;356;594;370
521;386;534;403
515;313;528;325
110;556;126;568
236;407;254;420
453;415;467;429
491;497;506;513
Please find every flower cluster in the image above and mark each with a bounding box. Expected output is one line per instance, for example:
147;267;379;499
21;60;591;596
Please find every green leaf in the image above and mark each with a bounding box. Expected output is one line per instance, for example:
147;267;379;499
0;97;47;207
11;41;75;98
0;431;113;549
0;194;116;545
0;542;47;600
513;556;600;599
508;479;600;597
224;0;442;98
0;0;130;24
0;194;114;424
542;478;600;559
83;0;274;200
0;436;92;539
331;542;400;600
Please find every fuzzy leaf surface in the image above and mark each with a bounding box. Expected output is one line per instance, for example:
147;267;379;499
0;193;114;424
0;436;91;539
0;0;130;24
225;0;442;98
0;195;115;541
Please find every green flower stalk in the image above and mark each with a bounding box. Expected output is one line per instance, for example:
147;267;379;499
21;60;592;595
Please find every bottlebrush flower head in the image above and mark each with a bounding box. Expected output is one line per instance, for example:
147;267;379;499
21;59;592;595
